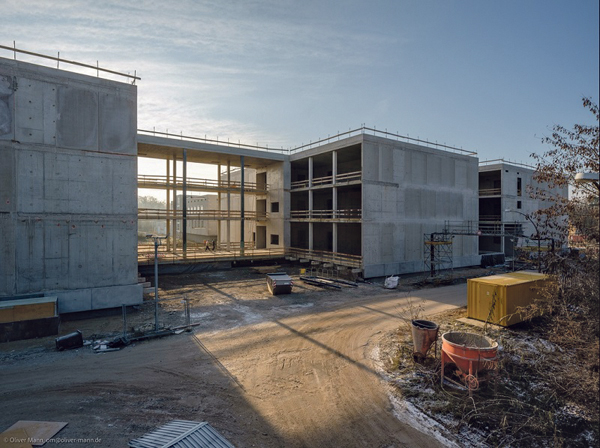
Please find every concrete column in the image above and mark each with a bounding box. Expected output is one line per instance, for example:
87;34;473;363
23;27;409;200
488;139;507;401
308;156;313;187
333;222;338;253
182;149;187;255
172;155;177;255
332;186;338;214
240;155;245;256
166;159;171;251
332;150;337;185
309;190;313;219
217;164;221;250
227;161;231;251
309;222;314;251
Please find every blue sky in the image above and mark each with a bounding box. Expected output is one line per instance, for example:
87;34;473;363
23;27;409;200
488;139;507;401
1;0;598;165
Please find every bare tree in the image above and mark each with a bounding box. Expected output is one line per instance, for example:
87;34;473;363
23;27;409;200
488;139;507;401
525;98;599;418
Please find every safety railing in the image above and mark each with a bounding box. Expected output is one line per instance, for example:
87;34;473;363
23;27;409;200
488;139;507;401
138;129;288;154
479;188;502;196
312;175;334;187
289;209;362;220
0;43;140;84
291;179;310;189
289;126;477;156
137;245;286;265
286;247;362;268
479;215;502;222
138;174;268;193
290;171;363;190
479;158;535;169
138;208;268;220
336;171;362;183
140;126;476;157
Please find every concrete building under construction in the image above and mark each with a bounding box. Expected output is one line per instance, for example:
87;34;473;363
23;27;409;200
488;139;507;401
1;50;545;314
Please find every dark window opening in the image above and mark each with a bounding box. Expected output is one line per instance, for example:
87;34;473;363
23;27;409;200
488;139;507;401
271;202;279;213
270;234;279;245
517;177;522;196
517;201;522;209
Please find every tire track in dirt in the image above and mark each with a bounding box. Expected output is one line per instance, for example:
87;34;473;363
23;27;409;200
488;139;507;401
196;284;466;447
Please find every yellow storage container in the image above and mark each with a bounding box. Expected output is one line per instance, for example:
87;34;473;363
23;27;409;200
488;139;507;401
467;271;548;327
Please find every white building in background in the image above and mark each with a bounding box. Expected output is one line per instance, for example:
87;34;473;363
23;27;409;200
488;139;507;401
478;160;568;256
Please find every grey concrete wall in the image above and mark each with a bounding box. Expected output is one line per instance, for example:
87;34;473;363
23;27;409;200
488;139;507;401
361;135;480;277
0;57;141;312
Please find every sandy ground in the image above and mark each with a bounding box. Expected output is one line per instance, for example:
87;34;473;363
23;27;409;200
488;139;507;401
0;266;488;447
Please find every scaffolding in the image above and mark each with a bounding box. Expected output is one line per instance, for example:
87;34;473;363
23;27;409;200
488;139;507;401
424;233;454;278
423;220;537;277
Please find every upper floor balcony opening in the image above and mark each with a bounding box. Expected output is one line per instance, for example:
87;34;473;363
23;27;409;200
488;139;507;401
479;169;501;196
290;144;362;190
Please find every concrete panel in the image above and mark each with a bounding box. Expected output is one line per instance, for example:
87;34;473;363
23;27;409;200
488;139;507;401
379;145;394;183
426;154;442;185
404;188;420;217
422;190;436;218
54;288;92;313
410;151;426;183
15;218;45;293
44;257;69;290
112;158;137;213
67;224;90;289
467;159;478;190
99;92;136;154
380;184;398;218
0;213;15;295
15;78;46;144
384;263;399;276
363;264;385;278
16;150;44;212
362;183;382;214
393;148;405;183
455;160;468;189
404;223;423;261
378;223;395;262
362;143;379;181
91;283;143;310
43;83;58;145
0;146;15;212
56;86;98;150
441;158;455;187
0;74;14;139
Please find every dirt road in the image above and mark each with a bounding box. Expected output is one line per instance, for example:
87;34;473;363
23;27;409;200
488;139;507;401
0;271;468;447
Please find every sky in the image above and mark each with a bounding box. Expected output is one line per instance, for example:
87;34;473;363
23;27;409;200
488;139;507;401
1;0;599;169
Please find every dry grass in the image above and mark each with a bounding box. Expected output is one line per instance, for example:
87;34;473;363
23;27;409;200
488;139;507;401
385;307;599;447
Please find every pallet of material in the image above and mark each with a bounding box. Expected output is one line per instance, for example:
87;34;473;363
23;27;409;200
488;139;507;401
300;276;341;289
315;276;358;287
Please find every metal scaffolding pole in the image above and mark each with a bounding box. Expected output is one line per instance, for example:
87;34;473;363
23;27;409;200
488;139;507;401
240;155;245;256
182;149;187;254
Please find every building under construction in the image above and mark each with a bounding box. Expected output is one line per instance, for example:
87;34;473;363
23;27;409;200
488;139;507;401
2;50;562;314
